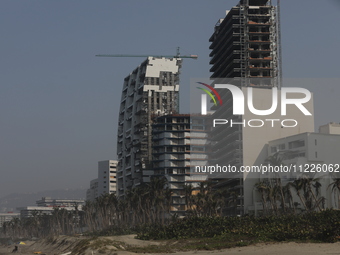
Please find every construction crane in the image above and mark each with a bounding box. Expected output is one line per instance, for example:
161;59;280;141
95;47;198;60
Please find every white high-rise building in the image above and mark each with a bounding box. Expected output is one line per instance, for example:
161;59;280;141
151;114;209;216
86;160;117;201
98;160;117;196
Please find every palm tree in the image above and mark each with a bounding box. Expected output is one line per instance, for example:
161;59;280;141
164;187;173;220
289;175;324;212
283;182;296;214
255;181;269;215
328;177;340;209
301;175;323;211
226;190;239;216
146;177;167;223
184;184;194;213
290;178;308;211
264;152;288;214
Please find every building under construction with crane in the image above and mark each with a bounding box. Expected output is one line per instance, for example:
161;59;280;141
113;50;201;198
116;56;182;196
113;0;290;215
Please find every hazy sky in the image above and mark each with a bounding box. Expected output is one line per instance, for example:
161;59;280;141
1;0;340;197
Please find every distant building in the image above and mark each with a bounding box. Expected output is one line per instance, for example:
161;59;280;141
16;206;77;219
0;212;20;226
98;160;117;196
319;122;340;135
36;197;85;207
86;160;117;201
17;197;84;219
86;179;98;202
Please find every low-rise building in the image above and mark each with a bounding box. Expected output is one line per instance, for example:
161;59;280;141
16;206;77;219
36;197;85;207
248;123;340;215
0;212;20;226
17;197;85;219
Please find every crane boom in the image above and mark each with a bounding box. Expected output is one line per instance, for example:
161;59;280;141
95;54;198;59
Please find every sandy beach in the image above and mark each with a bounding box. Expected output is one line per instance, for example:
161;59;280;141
2;238;340;255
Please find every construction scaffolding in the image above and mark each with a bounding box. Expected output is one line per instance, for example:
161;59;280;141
209;0;281;88
208;0;282;216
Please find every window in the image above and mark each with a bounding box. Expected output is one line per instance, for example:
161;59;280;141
278;144;286;150
288;140;305;149
193;119;203;125
287;152;305;159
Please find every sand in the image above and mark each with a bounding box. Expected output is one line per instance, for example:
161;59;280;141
1;236;340;255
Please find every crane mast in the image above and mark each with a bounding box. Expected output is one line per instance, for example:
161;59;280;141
95;47;198;60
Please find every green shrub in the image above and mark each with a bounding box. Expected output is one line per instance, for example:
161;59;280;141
136;209;340;242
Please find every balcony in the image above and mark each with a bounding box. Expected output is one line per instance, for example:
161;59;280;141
248;65;272;70
248;21;271;26
249;57;272;61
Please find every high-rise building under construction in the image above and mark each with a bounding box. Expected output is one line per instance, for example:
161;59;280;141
208;0;295;216
209;0;281;88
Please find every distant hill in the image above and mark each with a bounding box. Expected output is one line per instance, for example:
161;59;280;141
0;189;87;213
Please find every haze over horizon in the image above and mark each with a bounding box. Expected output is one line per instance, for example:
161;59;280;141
1;0;340;198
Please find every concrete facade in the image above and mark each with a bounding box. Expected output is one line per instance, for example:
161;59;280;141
151;114;208;216
248;130;340;213
36;197;85;207
319;122;340;135
86;160;117;201
98;160;117;196
17;206;77;219
117;57;182;197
